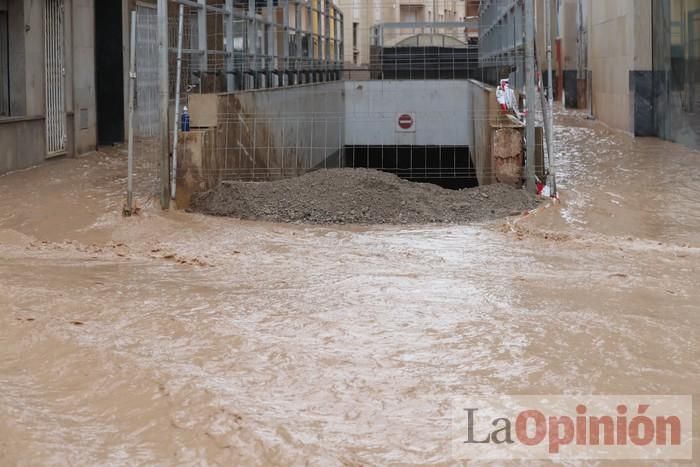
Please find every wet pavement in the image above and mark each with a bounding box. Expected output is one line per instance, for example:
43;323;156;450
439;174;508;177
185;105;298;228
0;109;699;466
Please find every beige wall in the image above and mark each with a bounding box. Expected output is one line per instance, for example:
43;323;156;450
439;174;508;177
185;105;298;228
558;0;579;71
588;0;651;132
535;0;557;72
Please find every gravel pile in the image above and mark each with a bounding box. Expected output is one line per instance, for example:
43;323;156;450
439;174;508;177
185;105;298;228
190;168;539;225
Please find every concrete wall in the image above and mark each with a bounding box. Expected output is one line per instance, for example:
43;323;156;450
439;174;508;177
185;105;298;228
558;0;580;74
0;117;46;173
22;0;44;117
344;80;471;146
465;79;526;187
3;0;43;117
557;0;582;107
588;0;652;133
231;82;345;170
6;1;26;115
177;82;345;206
70;0;97;154
466;80;496;186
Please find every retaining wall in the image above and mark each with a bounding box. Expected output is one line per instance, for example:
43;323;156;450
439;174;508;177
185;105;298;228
0;117;46;174
466;79;527;187
176;82;344;207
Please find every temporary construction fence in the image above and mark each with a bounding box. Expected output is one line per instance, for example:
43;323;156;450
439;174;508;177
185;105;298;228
125;0;557;212
125;0;345;212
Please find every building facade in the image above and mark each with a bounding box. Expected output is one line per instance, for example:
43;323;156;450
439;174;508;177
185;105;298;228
0;0;98;174
477;0;699;150
586;0;699;149
338;0;478;68
651;0;700;149
0;0;345;175
478;0;556;88
555;0;588;109
586;0;654;134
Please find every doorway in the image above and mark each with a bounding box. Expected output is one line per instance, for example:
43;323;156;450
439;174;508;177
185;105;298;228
95;0;124;145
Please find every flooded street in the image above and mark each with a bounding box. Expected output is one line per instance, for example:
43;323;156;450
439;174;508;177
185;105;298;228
1;110;699;465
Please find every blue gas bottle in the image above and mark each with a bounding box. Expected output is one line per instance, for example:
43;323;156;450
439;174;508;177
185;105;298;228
181;106;190;132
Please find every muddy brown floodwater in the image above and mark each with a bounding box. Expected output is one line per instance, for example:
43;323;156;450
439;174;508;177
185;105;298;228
0;108;699;466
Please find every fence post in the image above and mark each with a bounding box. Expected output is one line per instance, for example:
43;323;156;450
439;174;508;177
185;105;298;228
171;4;185;201
125;11;137;216
545;0;557;196
157;0;170;208
524;0;537;193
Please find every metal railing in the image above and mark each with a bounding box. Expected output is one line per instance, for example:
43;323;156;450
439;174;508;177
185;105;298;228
126;0;345;210
166;0;345;93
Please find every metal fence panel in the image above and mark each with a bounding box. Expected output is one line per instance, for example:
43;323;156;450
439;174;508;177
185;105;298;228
136;4;160;138
44;0;67;156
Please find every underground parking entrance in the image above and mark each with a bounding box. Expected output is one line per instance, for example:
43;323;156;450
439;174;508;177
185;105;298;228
188;141;540;225
179;82;538;224
343;145;478;190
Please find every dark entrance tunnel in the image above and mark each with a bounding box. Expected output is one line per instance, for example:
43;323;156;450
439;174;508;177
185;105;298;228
95;0;124;145
343;145;478;189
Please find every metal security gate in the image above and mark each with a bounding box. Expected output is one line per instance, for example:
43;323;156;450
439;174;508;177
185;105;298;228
44;0;66;157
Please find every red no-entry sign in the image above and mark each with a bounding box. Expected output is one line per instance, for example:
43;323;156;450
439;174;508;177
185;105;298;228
398;113;414;129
